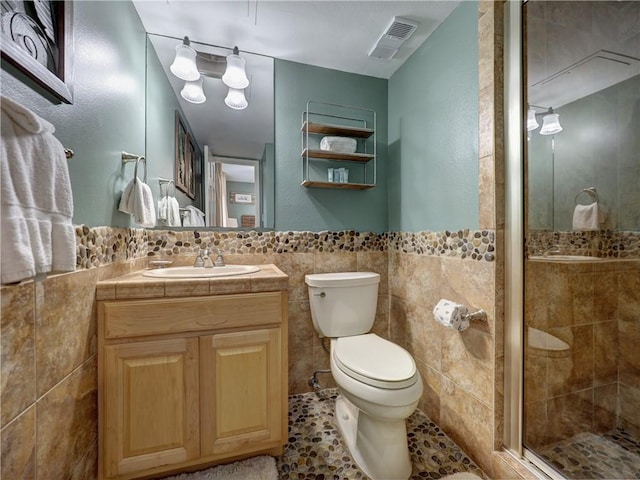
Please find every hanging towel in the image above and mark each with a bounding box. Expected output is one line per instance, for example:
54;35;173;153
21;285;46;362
183;205;205;227
0;96;75;284
572;202;604;231
118;176;155;227
166;196;181;227
157;196;168;221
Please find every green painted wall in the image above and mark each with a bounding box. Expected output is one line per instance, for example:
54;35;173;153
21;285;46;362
0;1;147;227
528;74;640;231
262;143;275;228
388;1;479;232
145;37;199;211
274;60;388;233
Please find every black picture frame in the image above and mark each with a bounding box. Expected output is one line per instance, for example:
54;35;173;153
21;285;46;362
175;111;195;200
0;1;74;103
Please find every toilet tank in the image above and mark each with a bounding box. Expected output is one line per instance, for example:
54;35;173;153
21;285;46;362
305;272;380;338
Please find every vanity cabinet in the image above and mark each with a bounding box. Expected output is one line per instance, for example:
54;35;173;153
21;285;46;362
301;100;376;190
97;287;288;480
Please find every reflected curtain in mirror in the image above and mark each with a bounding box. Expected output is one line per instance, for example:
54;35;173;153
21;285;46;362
213;162;228;227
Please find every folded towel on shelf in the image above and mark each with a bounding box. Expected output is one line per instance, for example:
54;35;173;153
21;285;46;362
572;202;604;231
182;205;205;227
0;95;76;284
320;136;357;154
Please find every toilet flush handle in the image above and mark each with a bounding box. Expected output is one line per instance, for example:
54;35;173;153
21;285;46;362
314;291;326;298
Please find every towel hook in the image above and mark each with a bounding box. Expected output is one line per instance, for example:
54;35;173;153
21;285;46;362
122;151;147;184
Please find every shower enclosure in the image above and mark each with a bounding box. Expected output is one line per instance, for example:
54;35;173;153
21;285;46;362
523;1;639;478
507;1;639;479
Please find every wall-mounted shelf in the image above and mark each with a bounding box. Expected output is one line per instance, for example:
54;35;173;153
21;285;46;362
300;180;375;190
301;101;376;189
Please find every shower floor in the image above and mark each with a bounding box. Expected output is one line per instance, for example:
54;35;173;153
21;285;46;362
537;428;640;480
277;389;485;479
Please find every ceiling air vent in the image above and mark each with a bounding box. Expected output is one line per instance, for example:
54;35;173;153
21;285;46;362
369;16;419;60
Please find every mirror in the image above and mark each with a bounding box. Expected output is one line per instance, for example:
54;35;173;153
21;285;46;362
525;1;640;232
145;33;275;229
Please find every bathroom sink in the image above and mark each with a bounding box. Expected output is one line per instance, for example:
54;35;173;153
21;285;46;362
142;265;260;278
529;255;604;262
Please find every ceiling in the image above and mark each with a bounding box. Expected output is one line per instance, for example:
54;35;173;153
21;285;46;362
133;0;461;80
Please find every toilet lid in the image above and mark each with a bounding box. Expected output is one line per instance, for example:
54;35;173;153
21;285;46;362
334;334;418;389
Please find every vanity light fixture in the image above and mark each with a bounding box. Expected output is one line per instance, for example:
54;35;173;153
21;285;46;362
539;108;563;135
528;105;562;136
180;77;206;104
170;36;200;81
222;46;249;89
224;87;248;110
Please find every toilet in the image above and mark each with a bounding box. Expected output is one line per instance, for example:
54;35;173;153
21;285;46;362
305;272;423;480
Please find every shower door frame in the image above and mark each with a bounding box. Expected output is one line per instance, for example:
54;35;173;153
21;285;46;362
503;2;567;478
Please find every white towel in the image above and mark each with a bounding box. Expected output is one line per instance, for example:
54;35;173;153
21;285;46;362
157;196;168;221
166;196;181;227
572;202;603;231
182;205;205;227
118;177;155;227
0;96;75;284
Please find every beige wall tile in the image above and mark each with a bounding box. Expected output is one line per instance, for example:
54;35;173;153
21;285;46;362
524;401;548;449
442;327;494;406
593;321;618;386
1;282;36;427
371;294;390;340
440;378;494;474
619;383;640;432
288;301;314;352
389;295;408;348
356;251;389;295
593;383;617;433
547;325;594;397
273;253;315;302
417;361;441;425
1;406;35;480
288;348;313;395
163;278;210;297
68;440;97;480
619;317;640;388
36;356;97;480
313;252;357;273
35;269;98;396
546;390;594;444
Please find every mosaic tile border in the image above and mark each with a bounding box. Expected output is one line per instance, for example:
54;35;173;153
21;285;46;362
75;225;147;269
388;230;496;261
527;230;640;259
73;227;500;270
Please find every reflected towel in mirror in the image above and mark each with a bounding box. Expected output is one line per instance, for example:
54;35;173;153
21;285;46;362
572;202;604;231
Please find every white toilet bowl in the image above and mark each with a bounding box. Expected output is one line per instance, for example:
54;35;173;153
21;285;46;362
305;272;423;480
330;335;423;480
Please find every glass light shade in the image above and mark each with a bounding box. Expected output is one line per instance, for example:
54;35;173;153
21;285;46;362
539;113;562;135
224;87;248;110
527;109;539;131
180;78;206;104
170;43;200;81
222;52;249;89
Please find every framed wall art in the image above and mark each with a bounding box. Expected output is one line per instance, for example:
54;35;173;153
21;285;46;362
175;111;196;199
0;0;74;103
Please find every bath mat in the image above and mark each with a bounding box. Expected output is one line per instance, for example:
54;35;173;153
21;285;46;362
443;473;483;480
159;455;277;480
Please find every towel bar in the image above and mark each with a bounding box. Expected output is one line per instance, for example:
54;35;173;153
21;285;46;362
121;151;147;183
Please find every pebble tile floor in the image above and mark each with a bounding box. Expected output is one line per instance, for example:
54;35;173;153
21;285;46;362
536;428;640;480
277;389;485;480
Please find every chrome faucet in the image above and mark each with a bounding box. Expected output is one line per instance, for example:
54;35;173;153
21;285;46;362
214;249;226;267
203;249;214;268
193;250;205;267
541;245;561;256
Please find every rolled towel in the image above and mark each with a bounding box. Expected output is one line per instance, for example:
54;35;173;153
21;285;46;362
572;202;603;231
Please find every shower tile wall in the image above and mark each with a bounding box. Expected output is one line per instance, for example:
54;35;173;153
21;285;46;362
524;258;640;448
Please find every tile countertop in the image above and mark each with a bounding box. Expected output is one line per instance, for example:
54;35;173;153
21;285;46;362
96;264;288;301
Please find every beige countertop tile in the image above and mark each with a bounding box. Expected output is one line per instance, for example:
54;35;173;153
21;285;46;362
96;264;288;300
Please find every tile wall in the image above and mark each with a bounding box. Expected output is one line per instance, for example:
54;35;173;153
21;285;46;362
524;258;640;448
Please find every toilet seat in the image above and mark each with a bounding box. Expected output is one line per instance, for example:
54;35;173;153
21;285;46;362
334;334;418;389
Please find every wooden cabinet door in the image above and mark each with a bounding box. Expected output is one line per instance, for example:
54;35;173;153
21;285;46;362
200;328;282;456
103;338;199;477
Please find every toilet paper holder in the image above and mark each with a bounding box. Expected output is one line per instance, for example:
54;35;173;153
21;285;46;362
464;309;487;322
